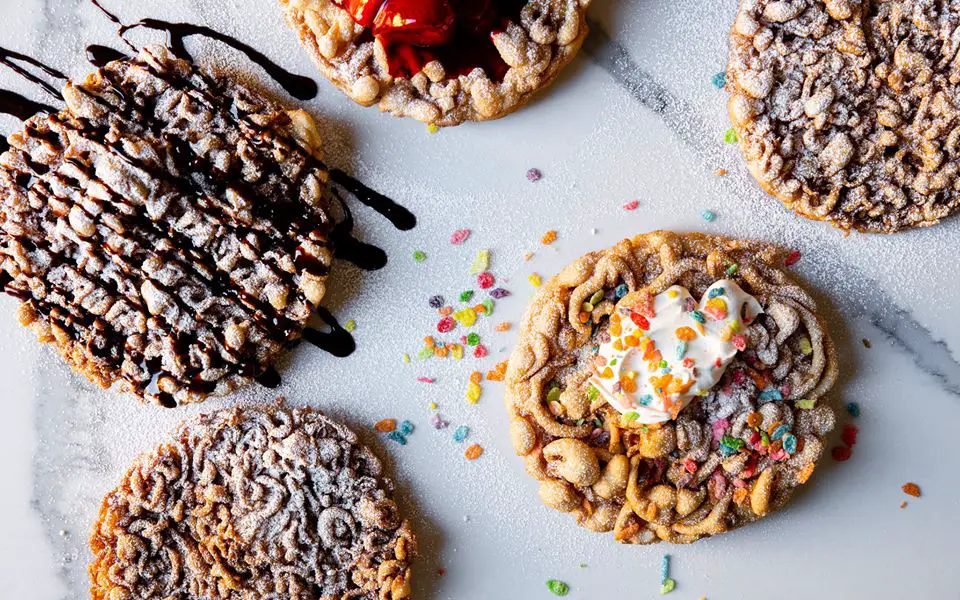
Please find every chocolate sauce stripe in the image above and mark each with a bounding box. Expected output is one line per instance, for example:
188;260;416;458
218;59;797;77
41;103;328;324
118;20;318;101
129;51;414;234
91;0;317;100
87;64;336;271
0;47;66;101
0;89;57;120
11;178;279;393
41;132;308;348
85;45;127;69
73;68;322;247
10;123;305;387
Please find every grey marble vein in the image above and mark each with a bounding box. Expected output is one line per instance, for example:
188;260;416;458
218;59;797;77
867;308;960;397
582;21;713;157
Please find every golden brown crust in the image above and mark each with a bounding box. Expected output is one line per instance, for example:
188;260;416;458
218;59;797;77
506;231;838;544
279;0;591;126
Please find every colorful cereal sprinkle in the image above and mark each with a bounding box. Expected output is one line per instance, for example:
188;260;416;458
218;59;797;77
450;229;471;245
527;168;543;182
724;128;738;144
464;444;484;460
453;425;470;443
902;482;921;498
546;580;570;596
495;321;511;332
845;402;860;417
430;413;450;429
466;381;482;404
623;199;640;211
486;360;508;381
469;250;490;274
660;579;676;595
490;287;511;299
387;431;407;445
841;424;859;447
798;462;815;484
711;71;726;89
784;249;802;266
344;319;357;332
701;210;716;222
398;420;414;436
528;273;542;287
413;250;427;263
541;230;558;245
477;272;495;288
374;419;397;433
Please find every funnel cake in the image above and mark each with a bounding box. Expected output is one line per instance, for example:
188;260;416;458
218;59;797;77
728;0;960;232
0;47;340;406
89;404;416;599
506;232;838;544
280;0;591;126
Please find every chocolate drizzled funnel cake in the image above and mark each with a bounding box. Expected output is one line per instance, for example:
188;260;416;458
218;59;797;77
0;46;374;406
506;232;838;544
89;404;415;599
280;0;592;126
728;0;960;232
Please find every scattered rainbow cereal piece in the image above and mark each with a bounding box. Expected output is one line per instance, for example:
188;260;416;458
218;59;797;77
902;482;921;498
450;229;471;245
546;580;569;596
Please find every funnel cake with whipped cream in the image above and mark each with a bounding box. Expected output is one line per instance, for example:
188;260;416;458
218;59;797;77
0;46;339;407
279;0;591;126
89;403;416;599
506;232;838;544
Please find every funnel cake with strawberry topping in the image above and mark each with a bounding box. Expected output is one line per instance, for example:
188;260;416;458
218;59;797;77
280;0;591;126
506;232;838;544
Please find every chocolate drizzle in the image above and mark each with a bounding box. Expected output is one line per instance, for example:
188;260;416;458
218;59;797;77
0;47;65;150
92;0;317;100
330;168;416;231
85;44;128;68
0;90;56;121
304;307;357;358
0;10;419;400
0;47;66;100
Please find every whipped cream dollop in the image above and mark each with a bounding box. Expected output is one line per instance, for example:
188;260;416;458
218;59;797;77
589;279;763;424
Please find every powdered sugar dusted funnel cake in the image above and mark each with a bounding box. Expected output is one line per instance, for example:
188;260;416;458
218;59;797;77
506;232;838;544
279;0;592;126
89;404;416;599
727;0;960;232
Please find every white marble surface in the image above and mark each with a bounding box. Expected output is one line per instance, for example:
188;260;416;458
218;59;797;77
2;0;960;598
